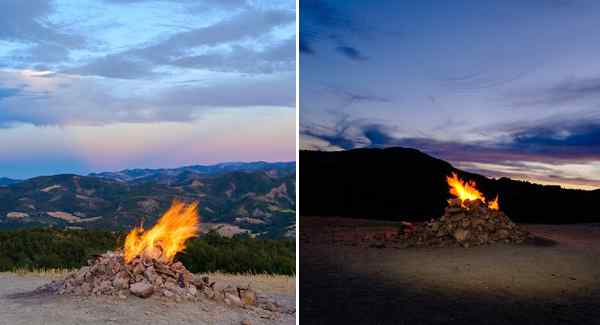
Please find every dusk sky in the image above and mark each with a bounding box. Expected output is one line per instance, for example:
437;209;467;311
0;0;295;179
300;0;600;190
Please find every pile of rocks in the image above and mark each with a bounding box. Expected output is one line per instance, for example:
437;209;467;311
45;250;256;306
404;198;530;248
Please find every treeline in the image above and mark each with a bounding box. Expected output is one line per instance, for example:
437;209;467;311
0;228;295;275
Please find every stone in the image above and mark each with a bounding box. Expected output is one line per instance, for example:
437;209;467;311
238;286;257;306
404;198;528;248
453;228;469;242
112;271;130;290
42;251;231;303
224;293;242;307
144;266;159;284
187;285;197;296
130;281;154;298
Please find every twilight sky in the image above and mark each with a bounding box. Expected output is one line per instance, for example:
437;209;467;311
300;0;600;190
0;0;295;179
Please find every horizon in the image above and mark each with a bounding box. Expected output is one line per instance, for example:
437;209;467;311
0;159;296;181
300;1;600;190
301;146;599;191
0;0;295;179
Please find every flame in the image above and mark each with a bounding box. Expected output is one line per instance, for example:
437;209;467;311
488;194;499;210
124;201;199;264
446;172;499;210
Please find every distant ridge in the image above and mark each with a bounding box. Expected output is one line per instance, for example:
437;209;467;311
90;161;295;182
0;177;21;186
0;161;295;238
300;147;600;224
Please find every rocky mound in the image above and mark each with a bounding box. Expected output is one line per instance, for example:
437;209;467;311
43;251;256;306
52;251;209;299
405;199;530;248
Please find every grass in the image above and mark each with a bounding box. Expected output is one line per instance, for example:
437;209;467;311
3;269;296;296
10;268;74;278
198;272;296;295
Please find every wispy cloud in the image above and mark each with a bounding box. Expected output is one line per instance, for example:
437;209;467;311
301;113;600;189
335;46;367;61
299;0;367;60
0;0;295;177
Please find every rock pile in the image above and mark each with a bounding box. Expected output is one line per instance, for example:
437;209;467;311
52;251;210;300
405;198;530;248
45;250;256;306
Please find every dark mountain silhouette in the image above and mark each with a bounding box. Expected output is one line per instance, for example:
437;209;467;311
300;148;600;224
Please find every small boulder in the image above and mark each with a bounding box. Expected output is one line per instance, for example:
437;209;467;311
130;281;154;298
453;228;469;242
112;271;130;290
224;293;242;307
238;286;257;306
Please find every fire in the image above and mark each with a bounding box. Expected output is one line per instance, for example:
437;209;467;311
446;172;499;210
124;200;200;264
488;194;499;210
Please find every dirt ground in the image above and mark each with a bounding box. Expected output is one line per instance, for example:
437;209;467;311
300;217;600;325
0;272;295;325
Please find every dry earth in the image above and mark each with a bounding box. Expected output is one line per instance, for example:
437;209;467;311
0;272;295;325
300;217;600;325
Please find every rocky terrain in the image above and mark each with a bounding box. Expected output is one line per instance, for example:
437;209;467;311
300;217;600;324
404;198;529;248
0;162;295;238
0;271;295;325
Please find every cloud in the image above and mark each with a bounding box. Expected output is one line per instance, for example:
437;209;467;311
301;118;398;150
299;37;314;54
155;72;295;111
510;76;600;108
170;37;295;74
335;46;367;61
67;7;294;79
300;0;366;59
302;113;600;164
66;55;157;80
102;0;248;6
508;118;600;157
0;0;85;65
301;116;600;188
0;69;294;127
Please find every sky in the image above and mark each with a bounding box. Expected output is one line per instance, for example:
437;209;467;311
300;0;600;190
0;0;295;179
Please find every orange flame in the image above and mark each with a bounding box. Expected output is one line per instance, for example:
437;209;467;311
124;200;199;264
488;195;499;210
446;172;499;210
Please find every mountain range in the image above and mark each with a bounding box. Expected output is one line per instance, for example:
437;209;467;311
0;162;295;238
0;178;20;186
300;148;600;224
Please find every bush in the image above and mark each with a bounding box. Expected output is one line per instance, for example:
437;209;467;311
0;228;295;275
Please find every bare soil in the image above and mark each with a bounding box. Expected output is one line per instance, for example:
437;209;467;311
0;272;295;325
300;217;600;324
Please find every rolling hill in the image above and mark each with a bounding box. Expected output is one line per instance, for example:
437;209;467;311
300;148;600;224
0;162;295;238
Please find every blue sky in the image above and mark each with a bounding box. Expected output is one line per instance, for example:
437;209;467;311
0;0;295;179
300;0;600;190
